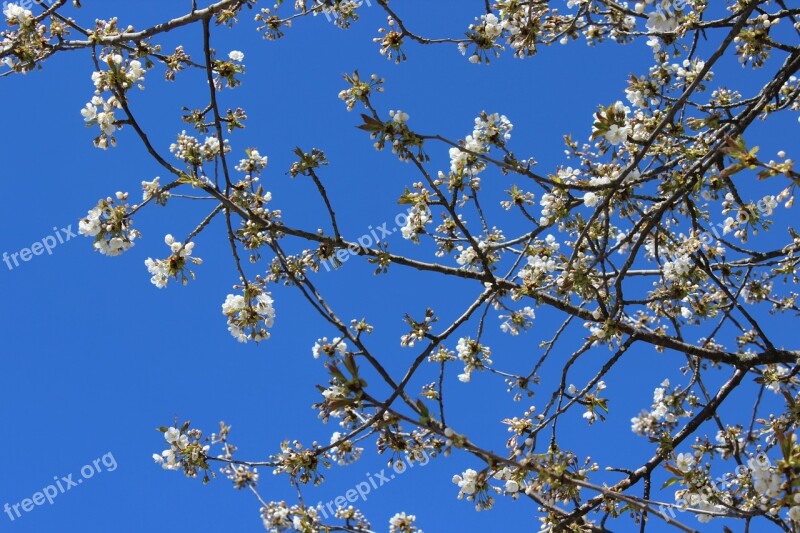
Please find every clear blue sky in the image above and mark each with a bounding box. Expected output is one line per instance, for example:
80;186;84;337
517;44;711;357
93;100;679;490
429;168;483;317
0;1;795;532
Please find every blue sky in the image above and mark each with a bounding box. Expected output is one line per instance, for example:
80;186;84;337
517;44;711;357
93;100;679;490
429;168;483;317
0;1;796;532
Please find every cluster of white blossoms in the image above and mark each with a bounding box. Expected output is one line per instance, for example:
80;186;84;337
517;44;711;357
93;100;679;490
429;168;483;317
631;380;673;433
578;381;607;423
337;71;384;111
152;426;209;472
310;0;362;28
716;190;791;242
674;486;729;524
481;13;502;39
141;176;169;205
519;235;560;284
447;111;513;181
224;464;259;490
311;337;348;359
79;53;146;149
673;57;708;86
496;3;544;55
593;101;631;146
790;504;800;525
498;306;535;335
78;192;140;256
92;53;145;92
759;364;790;395
625;75;658;109
643;230;704;265
209;47;246;90
634;0;685;39
460;13;502;63
261;501;321;533
329;431;362;466
671;451;800;525
760;194;780;216
630;379;695;436
399;204;431;242
662;253;693;282
455;337;492;383
388;511;422;533
221;289;276;343
675;452;695;473
364;106;422;160
741;274;774;305
234;148;268;176
642;230;719;283
452;468;481;499
582;191;599;208
332;506;371;532
2;3;32;25
539;189;568;226
584;318;613;345
81;95;121;138
144;234;201;289
320;380;347;403
448;138;484;177
676;447;798;525
645;8;679;34
627;57;690;109
1;0;44;67
473;111;513;146
452;465;528;510
541;164;619;222
748;454;783;499
493;466;522;495
389;109;410;124
170;130;229;165
455;241;491;271
712;428;746;460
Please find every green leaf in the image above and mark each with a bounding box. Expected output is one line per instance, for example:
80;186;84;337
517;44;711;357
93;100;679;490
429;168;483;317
661;476;679;489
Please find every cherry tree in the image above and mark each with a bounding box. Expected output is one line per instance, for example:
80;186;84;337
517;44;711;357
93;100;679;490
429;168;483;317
3;0;800;531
